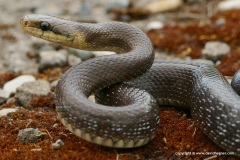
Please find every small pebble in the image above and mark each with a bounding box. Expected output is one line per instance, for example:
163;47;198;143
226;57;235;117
226;76;232;84
214;18;226;26
15;80;51;108
17;128;45;144
0;89;11;104
3;75;36;93
31;148;42;152
52;123;58;128
88;95;95;102
39;49;68;72
202;41;230;62
52;142;61;149
58;132;64;135
68;54;82;66
0;108;18;118
52;139;64;149
56;139;64;146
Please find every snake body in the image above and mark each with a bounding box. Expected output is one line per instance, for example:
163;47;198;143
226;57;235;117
20;14;240;156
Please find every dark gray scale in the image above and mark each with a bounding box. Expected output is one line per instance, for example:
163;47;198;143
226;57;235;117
232;69;240;95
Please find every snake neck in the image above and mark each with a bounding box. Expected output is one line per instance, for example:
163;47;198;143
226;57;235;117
56;21;154;98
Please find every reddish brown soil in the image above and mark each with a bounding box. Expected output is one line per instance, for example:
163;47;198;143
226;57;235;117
0;105;237;160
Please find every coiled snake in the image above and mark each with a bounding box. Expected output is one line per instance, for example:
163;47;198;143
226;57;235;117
20;14;240;156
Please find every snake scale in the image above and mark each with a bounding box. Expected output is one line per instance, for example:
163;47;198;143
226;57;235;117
20;14;240;156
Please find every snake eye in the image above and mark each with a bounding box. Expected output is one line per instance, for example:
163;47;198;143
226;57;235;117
40;22;51;31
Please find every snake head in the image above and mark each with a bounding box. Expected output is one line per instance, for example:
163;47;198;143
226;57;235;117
20;14;89;49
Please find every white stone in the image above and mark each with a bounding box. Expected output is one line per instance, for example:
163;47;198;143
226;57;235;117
0;89;11;104
218;0;240;11
145;0;183;14
145;21;164;31
0;108;18;118
3;75;36;93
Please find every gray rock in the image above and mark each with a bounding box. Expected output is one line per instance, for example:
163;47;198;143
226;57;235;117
0;89;11;104
39;50;68;72
106;0;129;11
17;128;45;144
15;80;51;108
0;108;18;118
68;48;95;61
202;41;230;62
3;75;36;93
68;54;82;66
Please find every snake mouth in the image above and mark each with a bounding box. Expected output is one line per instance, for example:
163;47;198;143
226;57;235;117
20;19;42;38
20;17;76;46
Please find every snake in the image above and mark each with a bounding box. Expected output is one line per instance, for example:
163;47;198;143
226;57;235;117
20;14;240;156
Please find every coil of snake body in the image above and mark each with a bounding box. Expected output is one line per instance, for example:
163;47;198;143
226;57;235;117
20;14;240;156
